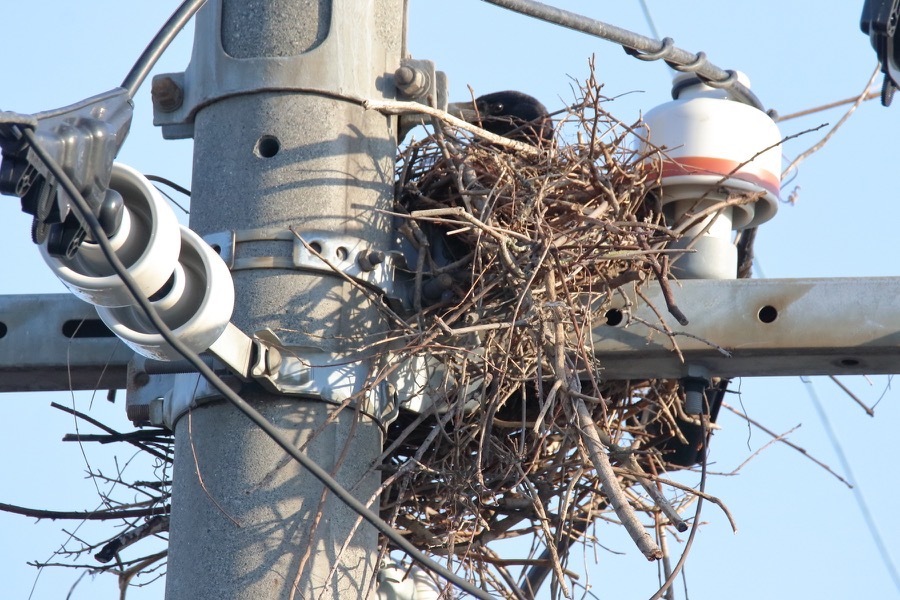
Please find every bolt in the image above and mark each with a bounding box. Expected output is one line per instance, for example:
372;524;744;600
131;370;150;388
126;402;151;424
357;249;386;271
682;365;710;415
682;377;708;415
394;65;429;98
152;76;184;113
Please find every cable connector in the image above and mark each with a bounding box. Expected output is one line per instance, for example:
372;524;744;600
861;0;900;105
0;88;133;256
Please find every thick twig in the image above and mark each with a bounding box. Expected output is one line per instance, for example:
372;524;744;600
574;398;662;560
363;98;542;156
95;515;169;563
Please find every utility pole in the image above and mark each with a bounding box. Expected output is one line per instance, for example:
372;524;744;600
152;2;404;598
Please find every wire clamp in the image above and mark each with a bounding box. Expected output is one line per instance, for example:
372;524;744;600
0;88;133;257
204;228;412;309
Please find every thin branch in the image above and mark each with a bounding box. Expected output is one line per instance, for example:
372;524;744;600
50;402;171;463
782;66;880;179
0;502;169;521
722;402;852;488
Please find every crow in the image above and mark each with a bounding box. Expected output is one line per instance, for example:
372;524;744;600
449;90;553;144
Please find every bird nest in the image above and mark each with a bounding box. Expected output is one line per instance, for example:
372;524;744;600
380;75;729;596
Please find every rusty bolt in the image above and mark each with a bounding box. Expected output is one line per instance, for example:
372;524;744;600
152;76;184;113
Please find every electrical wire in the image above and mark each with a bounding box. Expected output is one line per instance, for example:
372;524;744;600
145;174;191;197
801;377;900;594
120;0;208;99
480;0;765;110
18;127;496;600
637;0;662;43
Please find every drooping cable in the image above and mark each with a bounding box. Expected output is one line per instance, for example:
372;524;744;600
480;0;764;110
120;0;208;99
19;127;495;600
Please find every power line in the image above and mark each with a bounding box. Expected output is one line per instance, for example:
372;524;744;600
801;377;900;593
637;0;662;42
120;0;207;99
480;0;764;109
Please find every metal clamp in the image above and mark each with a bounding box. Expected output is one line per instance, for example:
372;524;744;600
204;228;411;308
127;324;394;428
394;58;449;141
0;88;133;256
152;0;405;139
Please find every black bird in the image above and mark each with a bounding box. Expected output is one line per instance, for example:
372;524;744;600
449;90;553;144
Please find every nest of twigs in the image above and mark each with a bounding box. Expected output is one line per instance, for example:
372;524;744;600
379;72;738;597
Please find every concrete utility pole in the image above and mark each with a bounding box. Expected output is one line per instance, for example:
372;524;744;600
152;1;404;598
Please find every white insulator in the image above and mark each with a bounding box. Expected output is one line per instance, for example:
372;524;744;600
641;72;782;279
40;162;182;307
95;225;235;361
642;72;781;230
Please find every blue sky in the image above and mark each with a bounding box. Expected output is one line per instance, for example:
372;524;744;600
1;1;898;599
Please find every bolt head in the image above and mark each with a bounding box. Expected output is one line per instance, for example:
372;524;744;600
152;76;184;113
394;65;429;98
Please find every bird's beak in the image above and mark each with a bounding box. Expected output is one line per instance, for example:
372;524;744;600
446;100;480;124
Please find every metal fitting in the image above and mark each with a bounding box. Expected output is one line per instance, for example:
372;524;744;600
151;76;185;113
681;364;711;415
357;249;386;272
394;65;430;99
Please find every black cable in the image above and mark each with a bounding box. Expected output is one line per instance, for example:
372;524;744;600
480;0;765;110
120;0;208;99
145;174;191;197
20;127;495;600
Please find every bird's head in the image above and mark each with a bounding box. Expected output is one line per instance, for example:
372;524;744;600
449;90;553;144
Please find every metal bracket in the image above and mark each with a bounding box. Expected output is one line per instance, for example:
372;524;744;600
152;0;404;139
861;0;900;105
10;276;900;418
126;323;393;428
592;277;900;379
204;228;412;309
394;58;449;141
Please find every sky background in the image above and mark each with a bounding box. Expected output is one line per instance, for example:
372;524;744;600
1;1;898;599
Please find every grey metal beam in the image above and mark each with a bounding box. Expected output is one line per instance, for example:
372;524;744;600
593;277;900;379
0;294;131;392
3;276;900;396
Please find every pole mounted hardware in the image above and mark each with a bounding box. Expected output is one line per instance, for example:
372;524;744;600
394;58;449;141
681;365;711;416
203;228;412;311
862;0;900;105
0;89;133;257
